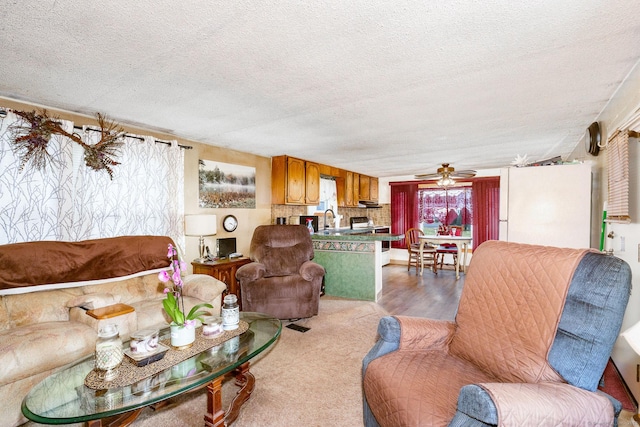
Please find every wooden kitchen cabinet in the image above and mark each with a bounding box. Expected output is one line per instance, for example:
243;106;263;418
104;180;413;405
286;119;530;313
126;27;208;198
336;176;345;207
360;175;370;202
359;175;379;202
318;163;341;177
344;172;353;206
273;155;377;207
271;155;320;205
192;257;252;309
286;156;306;204
343;171;358;207
370;177;378;201
340;171;362;207
305;161;320;204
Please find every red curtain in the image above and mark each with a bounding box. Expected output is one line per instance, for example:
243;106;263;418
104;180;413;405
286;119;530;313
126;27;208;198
390;183;418;249
472;177;500;250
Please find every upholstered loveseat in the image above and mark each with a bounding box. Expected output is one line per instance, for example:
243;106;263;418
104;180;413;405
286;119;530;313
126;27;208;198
0;235;226;427
363;241;632;427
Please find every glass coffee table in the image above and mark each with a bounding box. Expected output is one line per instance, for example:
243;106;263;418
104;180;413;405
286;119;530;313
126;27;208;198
22;312;281;427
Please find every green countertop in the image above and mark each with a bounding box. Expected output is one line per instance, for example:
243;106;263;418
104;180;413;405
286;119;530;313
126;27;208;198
311;228;404;241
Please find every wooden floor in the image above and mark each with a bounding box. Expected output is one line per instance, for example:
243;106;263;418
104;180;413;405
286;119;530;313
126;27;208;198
376;262;465;320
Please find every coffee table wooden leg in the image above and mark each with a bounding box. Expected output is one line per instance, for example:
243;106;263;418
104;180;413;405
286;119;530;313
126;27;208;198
205;376;225;427
204;362;255;427
225;362;255;425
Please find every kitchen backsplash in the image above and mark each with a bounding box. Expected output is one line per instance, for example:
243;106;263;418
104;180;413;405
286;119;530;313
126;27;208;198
271;205;391;229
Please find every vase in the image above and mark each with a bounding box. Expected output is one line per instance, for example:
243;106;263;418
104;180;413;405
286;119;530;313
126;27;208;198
170;324;196;350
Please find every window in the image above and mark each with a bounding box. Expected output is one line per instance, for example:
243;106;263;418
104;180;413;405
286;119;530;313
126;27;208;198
309;177;338;217
391;177;500;250
606;130;631;223
418;186;472;236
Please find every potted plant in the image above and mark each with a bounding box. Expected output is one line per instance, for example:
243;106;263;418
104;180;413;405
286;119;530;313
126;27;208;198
159;244;212;349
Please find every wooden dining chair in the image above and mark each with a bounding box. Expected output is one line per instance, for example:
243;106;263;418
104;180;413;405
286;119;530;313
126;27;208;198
436;226;460;270
406;228;437;274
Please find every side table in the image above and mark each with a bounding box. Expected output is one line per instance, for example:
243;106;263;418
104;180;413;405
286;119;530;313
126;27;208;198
192;258;252;309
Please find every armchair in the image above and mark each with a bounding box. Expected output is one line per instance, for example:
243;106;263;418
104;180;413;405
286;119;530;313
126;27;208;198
363;241;631;426
236;225;325;320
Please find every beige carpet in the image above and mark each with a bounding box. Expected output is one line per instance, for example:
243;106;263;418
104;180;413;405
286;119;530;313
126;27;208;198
132;296;386;426
24;297;637;426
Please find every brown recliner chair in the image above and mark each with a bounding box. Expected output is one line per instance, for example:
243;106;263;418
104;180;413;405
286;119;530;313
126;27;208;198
236;224;325;320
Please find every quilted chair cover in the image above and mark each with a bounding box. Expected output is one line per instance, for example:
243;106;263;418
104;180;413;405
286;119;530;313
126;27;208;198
236;224;325;320
362;241;631;427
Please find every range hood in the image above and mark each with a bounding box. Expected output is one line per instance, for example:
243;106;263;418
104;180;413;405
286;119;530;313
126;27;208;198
358;200;382;208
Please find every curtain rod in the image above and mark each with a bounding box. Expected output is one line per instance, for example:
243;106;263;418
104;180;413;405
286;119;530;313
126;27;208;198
73;125;193;150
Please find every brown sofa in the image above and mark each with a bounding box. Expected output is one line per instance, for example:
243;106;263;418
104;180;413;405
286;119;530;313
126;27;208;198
236;225;325;320
0;236;226;427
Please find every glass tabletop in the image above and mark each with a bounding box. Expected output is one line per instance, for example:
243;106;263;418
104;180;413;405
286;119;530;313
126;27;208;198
22;312;281;425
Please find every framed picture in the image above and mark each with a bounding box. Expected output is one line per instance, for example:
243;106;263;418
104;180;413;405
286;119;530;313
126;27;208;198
198;160;256;208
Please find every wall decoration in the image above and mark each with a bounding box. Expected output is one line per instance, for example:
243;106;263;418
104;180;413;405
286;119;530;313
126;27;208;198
8;109;124;179
0;110;184;245
199;160;256;208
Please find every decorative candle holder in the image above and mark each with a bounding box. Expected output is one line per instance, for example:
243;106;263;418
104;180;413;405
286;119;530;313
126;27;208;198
202;316;224;338
95;324;123;381
129;328;159;354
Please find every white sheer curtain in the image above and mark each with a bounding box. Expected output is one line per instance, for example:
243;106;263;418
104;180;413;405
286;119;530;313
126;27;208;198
0;109;185;248
0;110;74;243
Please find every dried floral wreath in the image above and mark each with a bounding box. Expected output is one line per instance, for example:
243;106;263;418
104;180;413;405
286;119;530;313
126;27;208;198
8;109;125;179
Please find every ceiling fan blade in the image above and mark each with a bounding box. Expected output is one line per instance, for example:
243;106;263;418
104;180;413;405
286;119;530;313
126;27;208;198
413;172;443;179
449;169;477;179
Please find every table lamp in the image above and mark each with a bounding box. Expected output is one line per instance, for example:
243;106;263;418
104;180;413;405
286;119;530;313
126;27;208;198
185;214;217;262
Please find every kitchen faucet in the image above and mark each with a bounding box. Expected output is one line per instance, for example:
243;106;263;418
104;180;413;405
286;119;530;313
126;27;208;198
324;209;335;229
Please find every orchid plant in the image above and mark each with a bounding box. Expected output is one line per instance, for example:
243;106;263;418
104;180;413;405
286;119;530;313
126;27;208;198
159;244;212;329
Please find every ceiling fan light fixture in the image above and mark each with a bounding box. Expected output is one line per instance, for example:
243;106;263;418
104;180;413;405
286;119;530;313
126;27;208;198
437;176;455;188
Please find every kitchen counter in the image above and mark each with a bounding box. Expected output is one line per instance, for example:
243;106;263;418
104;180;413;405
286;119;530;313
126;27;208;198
310;229;404;301
312;228;402;240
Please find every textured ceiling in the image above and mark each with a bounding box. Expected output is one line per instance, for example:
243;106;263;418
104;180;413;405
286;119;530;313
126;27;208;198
2;1;640;177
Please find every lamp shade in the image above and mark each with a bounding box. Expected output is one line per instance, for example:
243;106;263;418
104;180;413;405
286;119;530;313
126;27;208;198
621;320;640;356
184;214;217;237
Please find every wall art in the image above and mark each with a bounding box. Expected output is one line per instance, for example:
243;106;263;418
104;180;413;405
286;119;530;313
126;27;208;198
198;160;256;208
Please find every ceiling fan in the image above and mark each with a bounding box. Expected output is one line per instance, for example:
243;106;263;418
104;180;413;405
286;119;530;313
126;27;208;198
414;163;476;187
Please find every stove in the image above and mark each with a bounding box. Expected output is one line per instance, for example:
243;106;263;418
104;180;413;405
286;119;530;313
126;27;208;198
350;216;371;229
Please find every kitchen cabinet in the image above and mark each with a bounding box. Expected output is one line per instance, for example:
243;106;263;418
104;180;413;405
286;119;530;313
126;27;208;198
358;175;379;203
271;155;320;205
343;171;360;207
305;161;320;204
340;171;381;207
336;176;345;207
370;177;378;201
318;164;341;177
359;175;370;202
286;157;306;204
344;172;354;206
353;173;360;206
273;155;378;207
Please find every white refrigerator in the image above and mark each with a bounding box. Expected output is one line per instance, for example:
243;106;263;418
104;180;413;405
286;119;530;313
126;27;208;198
499;163;592;249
